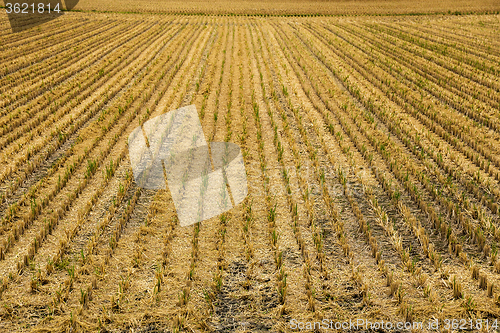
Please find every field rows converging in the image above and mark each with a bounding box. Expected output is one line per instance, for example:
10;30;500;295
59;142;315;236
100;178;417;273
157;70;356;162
1;12;500;332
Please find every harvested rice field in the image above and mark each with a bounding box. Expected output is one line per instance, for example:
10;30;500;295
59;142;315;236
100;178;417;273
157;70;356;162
1;3;500;332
